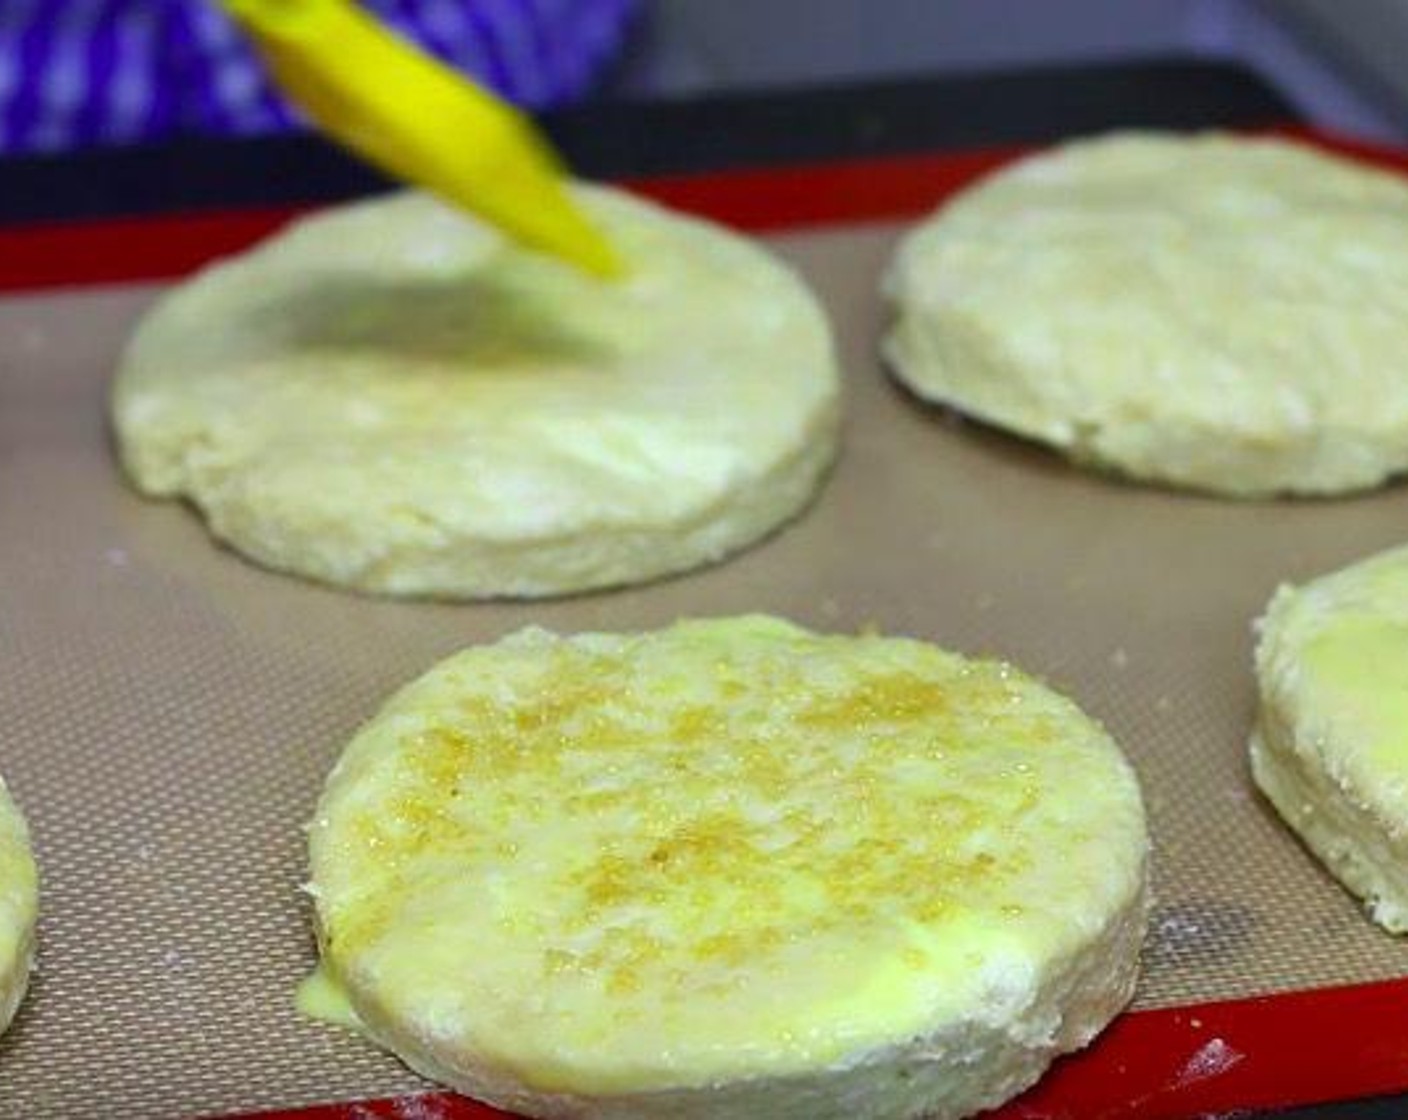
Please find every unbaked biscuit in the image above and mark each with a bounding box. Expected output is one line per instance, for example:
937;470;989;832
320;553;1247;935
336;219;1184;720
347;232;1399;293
0;775;37;1036
885;133;1408;496
304;616;1149;1120
114;188;838;597
1253;543;1408;931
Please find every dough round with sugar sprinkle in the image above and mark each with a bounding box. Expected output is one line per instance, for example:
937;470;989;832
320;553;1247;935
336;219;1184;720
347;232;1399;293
306;615;1149;1120
1254;543;1408;931
885;132;1408;496
113;187;838;597
0;775;37;1036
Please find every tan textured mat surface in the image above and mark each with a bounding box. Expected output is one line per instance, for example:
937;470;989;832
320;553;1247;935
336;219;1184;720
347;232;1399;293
3;222;1408;1118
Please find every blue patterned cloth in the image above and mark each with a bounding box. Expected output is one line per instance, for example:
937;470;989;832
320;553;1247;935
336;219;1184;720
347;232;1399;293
0;0;636;153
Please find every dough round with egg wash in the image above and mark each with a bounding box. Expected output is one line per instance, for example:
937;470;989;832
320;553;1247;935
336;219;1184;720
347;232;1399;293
884;132;1408;496
1253;543;1408;931
0;775;37;1035
112;187;838;597
306;616;1149;1120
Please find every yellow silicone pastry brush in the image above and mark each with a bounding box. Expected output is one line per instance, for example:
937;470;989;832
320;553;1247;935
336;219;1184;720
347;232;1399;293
222;0;622;277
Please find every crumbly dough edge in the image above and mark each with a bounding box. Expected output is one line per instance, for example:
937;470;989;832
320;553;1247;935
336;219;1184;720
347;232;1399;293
881;285;1408;499
0;789;37;1037
173;399;839;600
879;139;1408;499
1251;605;1408;932
111;189;843;598
321;865;1148;1120
0;926;35;1037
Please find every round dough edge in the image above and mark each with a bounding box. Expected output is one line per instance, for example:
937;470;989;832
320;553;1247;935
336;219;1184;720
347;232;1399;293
1253;542;1408;930
884;131;1408;497
113;185;840;598
306;615;1150;1120
0;775;37;1037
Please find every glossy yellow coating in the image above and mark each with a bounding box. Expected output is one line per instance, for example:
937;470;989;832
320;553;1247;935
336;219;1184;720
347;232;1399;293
1254;542;1408;923
307;617;1148;1101
1301;618;1408;801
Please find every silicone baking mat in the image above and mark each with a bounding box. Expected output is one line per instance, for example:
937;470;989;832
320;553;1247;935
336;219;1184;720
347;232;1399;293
3;137;1408;1120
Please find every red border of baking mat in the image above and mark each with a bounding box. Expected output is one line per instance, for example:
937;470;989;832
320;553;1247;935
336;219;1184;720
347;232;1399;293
9;128;1408;1119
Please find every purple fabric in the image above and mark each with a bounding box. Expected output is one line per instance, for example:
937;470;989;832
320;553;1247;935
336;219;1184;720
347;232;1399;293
0;0;636;154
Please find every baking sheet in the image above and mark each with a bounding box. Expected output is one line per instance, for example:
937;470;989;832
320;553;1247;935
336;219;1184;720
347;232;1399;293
3;220;1408;1118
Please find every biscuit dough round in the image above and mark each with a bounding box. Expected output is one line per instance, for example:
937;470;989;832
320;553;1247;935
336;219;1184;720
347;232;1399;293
0;776;37;1036
884;132;1408;496
1253;543;1408;931
113;187;839;597
307;616;1150;1120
